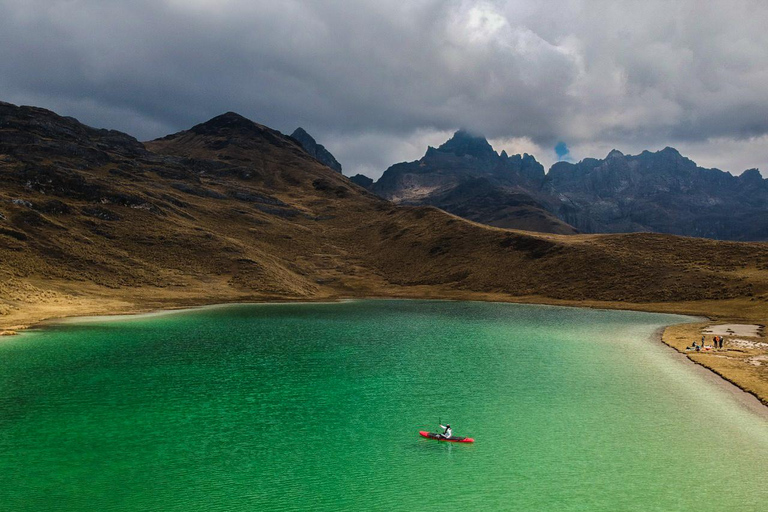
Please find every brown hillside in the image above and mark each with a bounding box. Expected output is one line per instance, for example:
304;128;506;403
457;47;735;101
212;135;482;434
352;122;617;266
2;101;768;322
2;101;768;403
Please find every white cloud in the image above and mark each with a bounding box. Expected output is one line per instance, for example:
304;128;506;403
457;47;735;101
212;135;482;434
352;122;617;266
325;128;455;179
490;136;552;168
0;0;766;177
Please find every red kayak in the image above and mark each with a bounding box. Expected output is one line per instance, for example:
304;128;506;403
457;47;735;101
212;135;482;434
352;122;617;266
419;431;474;443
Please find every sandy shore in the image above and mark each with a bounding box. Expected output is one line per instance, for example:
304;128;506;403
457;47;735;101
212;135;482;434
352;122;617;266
662;322;768;408
654;327;768;420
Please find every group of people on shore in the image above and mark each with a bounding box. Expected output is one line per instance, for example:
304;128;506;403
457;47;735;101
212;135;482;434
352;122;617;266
687;335;725;352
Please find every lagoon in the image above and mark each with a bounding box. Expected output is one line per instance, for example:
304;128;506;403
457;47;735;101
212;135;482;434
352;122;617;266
1;300;766;511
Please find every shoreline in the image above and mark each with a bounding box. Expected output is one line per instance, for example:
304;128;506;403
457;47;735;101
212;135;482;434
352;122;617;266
660;323;768;408
652;327;768;420
3;292;767;413
0;292;704;334
16;295;695;332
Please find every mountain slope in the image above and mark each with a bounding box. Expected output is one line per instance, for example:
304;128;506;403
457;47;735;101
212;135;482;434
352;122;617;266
2;101;768;333
372;130;577;234
290;127;342;172
369;131;768;240
548;148;768;239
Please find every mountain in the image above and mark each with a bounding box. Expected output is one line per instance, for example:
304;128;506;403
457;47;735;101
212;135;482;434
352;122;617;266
350;174;374;188
548;148;768;240
418;177;577;234
369;131;768;240
2;100;768;335
372;130;577;234
290;127;342;172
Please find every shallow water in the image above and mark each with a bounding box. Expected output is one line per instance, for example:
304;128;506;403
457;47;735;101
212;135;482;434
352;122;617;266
1;300;766;511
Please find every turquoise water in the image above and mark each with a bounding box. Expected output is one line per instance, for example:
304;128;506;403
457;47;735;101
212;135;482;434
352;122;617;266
1;300;766;511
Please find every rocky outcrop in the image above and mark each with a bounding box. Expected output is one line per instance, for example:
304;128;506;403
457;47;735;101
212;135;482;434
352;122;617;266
0;101;147;163
370;129;574;234
420;177;578;234
548;148;768;240
373;130;546;203
350;174;374;189
290;127;342;173
369;128;768;240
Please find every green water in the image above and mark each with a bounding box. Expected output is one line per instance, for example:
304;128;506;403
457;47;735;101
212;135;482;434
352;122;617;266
1;301;766;511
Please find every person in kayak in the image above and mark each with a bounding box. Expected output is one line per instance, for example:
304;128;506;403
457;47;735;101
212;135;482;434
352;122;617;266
438;424;452;439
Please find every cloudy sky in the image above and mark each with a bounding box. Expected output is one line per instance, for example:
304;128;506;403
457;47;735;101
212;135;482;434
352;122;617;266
2;0;767;179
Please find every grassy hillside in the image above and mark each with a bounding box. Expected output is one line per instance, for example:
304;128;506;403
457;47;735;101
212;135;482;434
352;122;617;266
2;102;768;321
2;101;768;404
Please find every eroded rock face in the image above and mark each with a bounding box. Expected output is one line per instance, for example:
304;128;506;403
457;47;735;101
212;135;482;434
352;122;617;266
0;101;147;164
548;148;768;240
350;174;374;189
370;127;768;240
369;130;576;234
290;127;342;173
373;130;546;203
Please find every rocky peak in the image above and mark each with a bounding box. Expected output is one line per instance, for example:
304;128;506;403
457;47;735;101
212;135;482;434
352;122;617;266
189;112;259;136
291;127;314;145
660;146;681;156
0;101;145;159
152;111;304;159
606;149;625;159
656;147;688;165
350;174;374;189
631;147;696;174
437;130;496;160
290;127;342;173
739;168;764;182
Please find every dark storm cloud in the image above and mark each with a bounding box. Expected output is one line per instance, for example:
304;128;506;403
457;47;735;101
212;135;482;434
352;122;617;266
1;0;767;178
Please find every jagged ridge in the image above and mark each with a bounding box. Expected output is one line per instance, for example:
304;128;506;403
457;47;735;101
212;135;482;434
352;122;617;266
368;130;768;240
371;130;574;234
290;127;342;173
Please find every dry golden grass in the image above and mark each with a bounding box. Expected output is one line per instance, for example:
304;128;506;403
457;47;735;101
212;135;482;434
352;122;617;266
662;320;768;406
1;105;767;404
